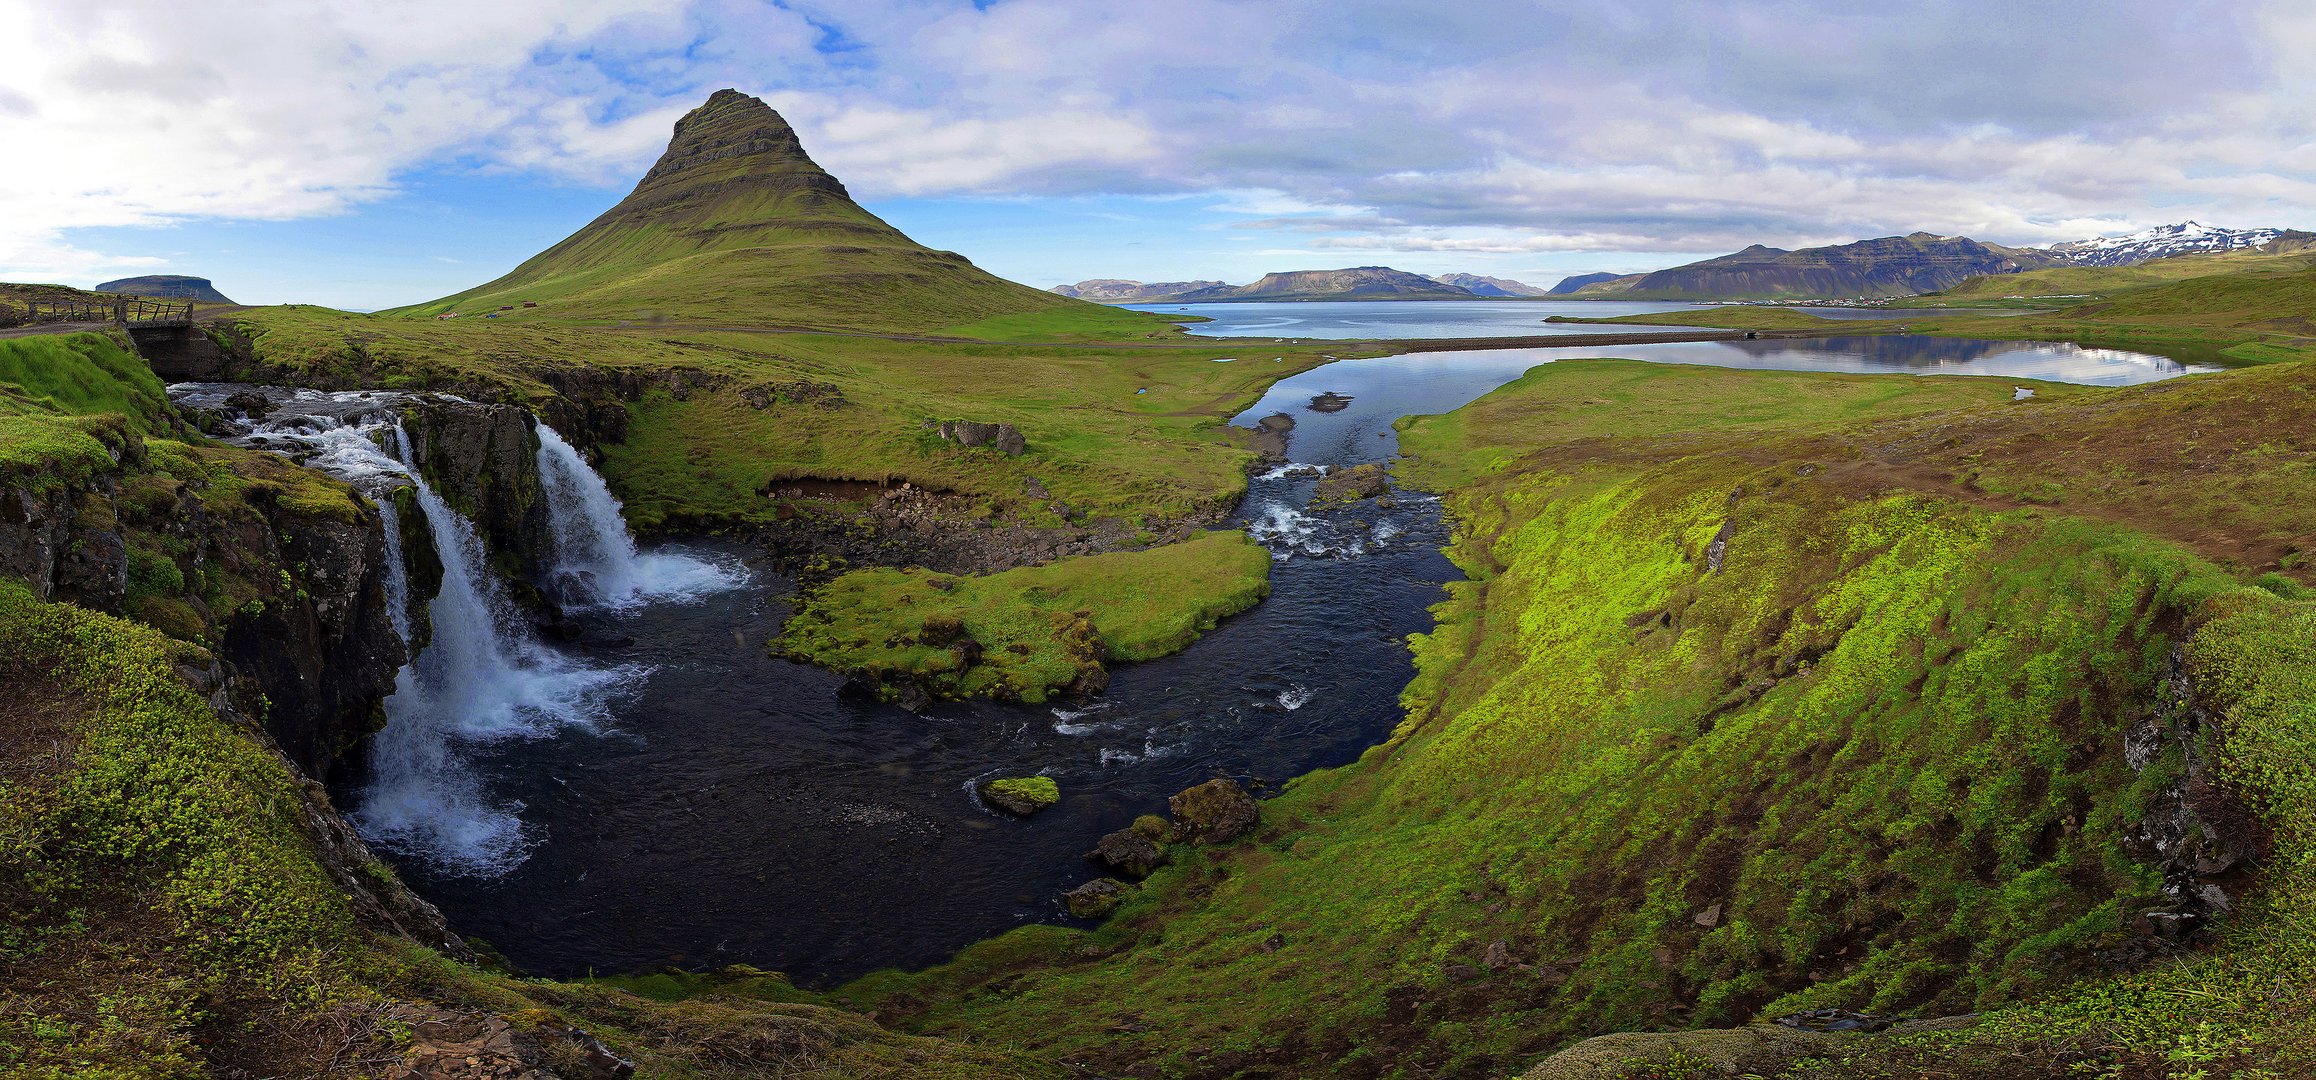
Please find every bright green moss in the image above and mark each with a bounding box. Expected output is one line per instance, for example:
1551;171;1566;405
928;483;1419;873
986;776;1062;810
777;530;1272;703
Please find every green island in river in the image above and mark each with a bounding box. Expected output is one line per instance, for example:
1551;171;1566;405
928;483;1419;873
5;37;2316;1080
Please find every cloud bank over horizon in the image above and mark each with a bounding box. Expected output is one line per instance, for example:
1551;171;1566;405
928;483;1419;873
4;0;2313;302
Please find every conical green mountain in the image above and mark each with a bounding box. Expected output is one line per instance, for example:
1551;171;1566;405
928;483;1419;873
401;89;1092;332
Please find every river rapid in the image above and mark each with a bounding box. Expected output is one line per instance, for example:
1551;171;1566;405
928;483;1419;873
174;330;2211;984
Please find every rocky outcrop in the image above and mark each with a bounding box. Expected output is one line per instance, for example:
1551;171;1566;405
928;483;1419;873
758;480;1205;579
936;419;1027;456
1168;778;1261;843
1309;463;1389;509
1520;1016;1980;1079
980;775;1061;816
399;397;547;580
1242;412;1293;464
1088;827;1168;880
0;483;129;611
1064;878;1133;918
0;436;404;783
2109;644;2270;961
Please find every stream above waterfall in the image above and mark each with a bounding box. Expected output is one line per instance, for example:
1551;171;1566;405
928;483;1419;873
168;335;2203;984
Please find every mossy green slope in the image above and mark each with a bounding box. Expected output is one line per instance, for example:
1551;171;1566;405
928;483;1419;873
830;360;2316;1078
778;530;1272;703
393;89;1141;336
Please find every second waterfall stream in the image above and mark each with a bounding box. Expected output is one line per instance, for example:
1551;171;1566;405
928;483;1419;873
166;385;745;875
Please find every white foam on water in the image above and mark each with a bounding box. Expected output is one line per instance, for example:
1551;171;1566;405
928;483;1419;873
1051;702;1113;736
1277;684;1313;711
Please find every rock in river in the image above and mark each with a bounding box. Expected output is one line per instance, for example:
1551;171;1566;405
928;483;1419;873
1088;827;1168;879
979;775;1061;816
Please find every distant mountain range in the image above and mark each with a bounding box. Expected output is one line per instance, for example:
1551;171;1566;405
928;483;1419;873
1050;267;1548;303
1566;233;2069;300
1429;273;1550;297
95;275;234;304
1058;220;2305;307
2045;221;2289;267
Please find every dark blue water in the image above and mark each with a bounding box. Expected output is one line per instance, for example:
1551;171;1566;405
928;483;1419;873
391;334;2201;984
402;489;1453;984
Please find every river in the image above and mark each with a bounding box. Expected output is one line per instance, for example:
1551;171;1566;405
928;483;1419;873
177;328;2214;985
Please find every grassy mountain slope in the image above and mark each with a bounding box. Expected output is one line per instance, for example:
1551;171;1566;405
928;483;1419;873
824;359;2316;1078
393;90;1143;336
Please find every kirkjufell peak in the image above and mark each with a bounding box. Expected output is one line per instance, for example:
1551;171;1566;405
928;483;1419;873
402;88;1086;332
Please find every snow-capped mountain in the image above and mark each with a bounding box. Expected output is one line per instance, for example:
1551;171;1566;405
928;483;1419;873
2046;221;2287;267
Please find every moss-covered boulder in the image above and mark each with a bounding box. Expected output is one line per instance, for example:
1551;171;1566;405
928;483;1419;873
980;775;1060;816
1088;827;1168;880
1167;778;1259;843
1064;878;1132;919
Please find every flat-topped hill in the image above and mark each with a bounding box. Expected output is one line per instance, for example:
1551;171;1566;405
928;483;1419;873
94;274;235;304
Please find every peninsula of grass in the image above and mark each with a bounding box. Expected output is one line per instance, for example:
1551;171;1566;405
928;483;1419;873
776;529;1272;703
1392;358;2082;490
1551;255;2316;367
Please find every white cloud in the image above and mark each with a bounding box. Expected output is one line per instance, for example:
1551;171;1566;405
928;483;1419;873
3;0;2315;282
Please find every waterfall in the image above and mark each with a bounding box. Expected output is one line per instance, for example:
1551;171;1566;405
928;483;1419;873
534;423;741;609
161;386;697;876
373;498;413;643
350;427;642;874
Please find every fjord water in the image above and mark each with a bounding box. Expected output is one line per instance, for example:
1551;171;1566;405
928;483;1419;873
1128;298;1709;338
1234;336;2214;460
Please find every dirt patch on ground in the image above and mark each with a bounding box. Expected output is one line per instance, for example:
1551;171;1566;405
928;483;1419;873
0;661;82;789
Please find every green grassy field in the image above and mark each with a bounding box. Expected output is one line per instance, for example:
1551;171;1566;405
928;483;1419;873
226;305;1352;536
777;530;1272;703
1392;359;2085;491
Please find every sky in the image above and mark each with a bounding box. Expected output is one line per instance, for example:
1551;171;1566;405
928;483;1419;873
4;0;2313;310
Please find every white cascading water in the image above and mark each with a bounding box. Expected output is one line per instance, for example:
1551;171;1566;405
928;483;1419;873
352;427;644;874
534;424;742;609
162;387;748;876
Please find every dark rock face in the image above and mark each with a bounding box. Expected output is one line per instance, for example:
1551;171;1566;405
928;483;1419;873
0;442;403;783
0;484;129;610
1088;829;1168;880
398;397;547;580
937;420;1027;456
1064;878;1132;918
1307;392;1353;413
1168;778;1260;844
2110;644;2271;961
